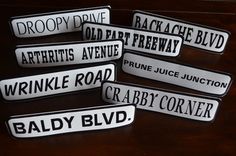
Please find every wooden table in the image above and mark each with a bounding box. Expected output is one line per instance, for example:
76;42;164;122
0;1;235;155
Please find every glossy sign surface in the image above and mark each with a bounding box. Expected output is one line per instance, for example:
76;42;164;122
7;104;135;138
83;22;183;57
15;40;123;67
102;81;219;121
133;10;230;53
0;64;116;100
11;6;110;37
122;52;232;96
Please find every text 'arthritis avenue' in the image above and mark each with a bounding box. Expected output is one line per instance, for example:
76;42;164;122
19;44;119;65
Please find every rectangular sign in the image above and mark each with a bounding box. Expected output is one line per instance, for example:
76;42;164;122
132;10;230;53
82;22;183;57
0;63;116;101
122;52;232;96
102;81;219;121
7;104;135;138
10;6;111;38
15;40;123;67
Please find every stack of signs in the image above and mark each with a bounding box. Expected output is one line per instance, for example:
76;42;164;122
1;6;233;138
3;6;136;138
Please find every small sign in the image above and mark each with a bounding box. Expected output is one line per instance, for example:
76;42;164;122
7;104;136;138
122;52;232;96
82;22;183;57
15;40;123;67
10;6;111;38
102;81;219;121
132;10;230;53
0;64;116;101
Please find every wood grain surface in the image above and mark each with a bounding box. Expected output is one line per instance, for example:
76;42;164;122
0;0;235;155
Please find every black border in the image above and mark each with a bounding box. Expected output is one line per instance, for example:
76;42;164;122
132;10;231;54
6;103;136;139
101;80;221;122
0;63;117;102
9;5;111;38
15;39;124;68
82;21;184;58
121;51;233;97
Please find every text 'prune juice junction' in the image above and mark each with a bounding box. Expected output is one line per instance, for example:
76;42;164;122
122;52;232;96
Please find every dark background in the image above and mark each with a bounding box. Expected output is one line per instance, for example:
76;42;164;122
0;0;236;155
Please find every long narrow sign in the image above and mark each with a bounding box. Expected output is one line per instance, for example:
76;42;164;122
132;10;230;53
7;104;136;138
0;63;116;101
122;52;232;96
15;40;123;67
82;22;183;57
10;6;111;38
102;81;219;121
